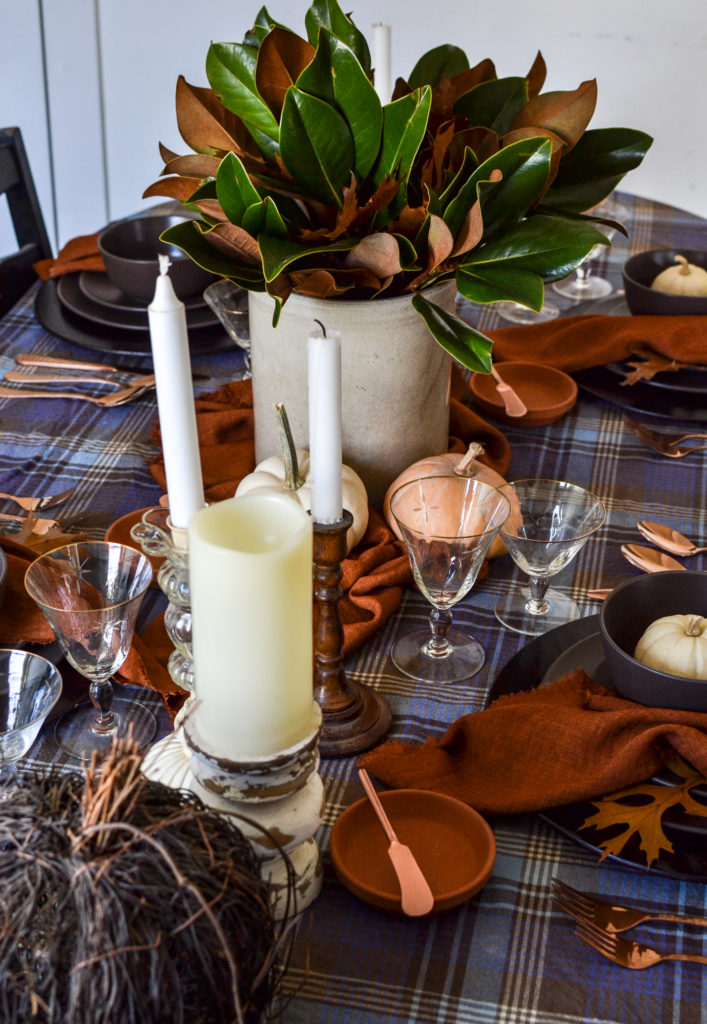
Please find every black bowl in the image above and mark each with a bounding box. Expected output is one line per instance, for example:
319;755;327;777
600;571;707;711
622;249;707;316
98;215;216;302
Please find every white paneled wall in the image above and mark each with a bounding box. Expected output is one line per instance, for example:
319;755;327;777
1;0;705;254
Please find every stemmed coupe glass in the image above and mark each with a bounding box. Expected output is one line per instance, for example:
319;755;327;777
494;479;605;636
552;197;629;302
24;541;155;760
389;476;511;683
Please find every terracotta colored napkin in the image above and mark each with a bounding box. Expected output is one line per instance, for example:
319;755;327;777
33;231;105;281
359;669;707;815
488;314;707;373
148;371;510;659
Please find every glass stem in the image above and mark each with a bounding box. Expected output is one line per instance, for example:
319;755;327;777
526;577;550;616
89;679;116;734
424;607;454;659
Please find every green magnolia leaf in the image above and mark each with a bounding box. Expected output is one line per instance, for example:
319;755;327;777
280;88;355;206
244;6;286;46
457;263;545;310
215;151;262;225
461;212;608;281
453;77;529;136
542;127;653;212
372;87;432;189
443;137;551;240
296;29;382;181
206;42;280;142
241;196;288;237
304;0;371;74
161;220;266;288
408;45;469;89
412;292;493;373
259;234;355;282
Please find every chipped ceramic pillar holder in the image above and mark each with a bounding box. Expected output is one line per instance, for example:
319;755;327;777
131;507;193;693
143;493;324;918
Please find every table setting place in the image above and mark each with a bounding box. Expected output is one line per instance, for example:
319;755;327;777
1;4;707;1021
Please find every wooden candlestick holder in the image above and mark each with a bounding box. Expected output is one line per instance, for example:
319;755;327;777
313;510;392;757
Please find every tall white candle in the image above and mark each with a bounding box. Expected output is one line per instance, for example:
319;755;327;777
372;23;392;103
148;257;205;529
308;326;342;524
189;492;314;758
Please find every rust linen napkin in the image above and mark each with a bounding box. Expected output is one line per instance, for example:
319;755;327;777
488;315;707;373
359;669;707;816
148;370;510;658
33;232;105;280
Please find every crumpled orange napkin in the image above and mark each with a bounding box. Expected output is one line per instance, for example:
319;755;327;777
359;669;707;815
33;232;105;280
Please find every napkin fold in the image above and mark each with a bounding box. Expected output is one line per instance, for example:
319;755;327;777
33;232;105;280
359;669;707;815
488;314;707;373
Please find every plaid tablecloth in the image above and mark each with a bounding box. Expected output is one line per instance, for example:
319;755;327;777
1;192;706;1023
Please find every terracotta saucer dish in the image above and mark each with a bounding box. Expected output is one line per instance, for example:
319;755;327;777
104;508;164;585
470;361;577;426
330;788;495;915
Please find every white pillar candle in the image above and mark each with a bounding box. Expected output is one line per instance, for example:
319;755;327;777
148;256;205;529
307;326;342;524
189;492;314;758
372;23;392;103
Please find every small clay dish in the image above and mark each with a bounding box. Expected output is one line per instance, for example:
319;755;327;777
600;571;707;711
104;509;164;586
622;249;707;316
330;788;495;915
470;361;577;426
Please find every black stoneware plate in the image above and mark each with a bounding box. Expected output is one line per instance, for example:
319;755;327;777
35;280;232;360
488;616;707;881
78;271;207;313
58;274;217;332
605;360;707;396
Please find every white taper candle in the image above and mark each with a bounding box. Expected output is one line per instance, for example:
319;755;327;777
147;256;205;529
308;325;342;524
372;23;392;103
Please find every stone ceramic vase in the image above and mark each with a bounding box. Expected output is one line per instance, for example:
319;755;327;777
248;281;455;507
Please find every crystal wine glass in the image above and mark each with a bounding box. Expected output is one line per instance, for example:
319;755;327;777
203;279;251;376
24;541;155;760
552;197;630;301
493;298;560;324
389;475;511;682
0;648;62;789
495;479;605;636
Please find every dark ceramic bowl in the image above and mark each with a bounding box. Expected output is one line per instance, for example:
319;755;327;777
98;215;215;302
622;249;707;316
600;571;707;711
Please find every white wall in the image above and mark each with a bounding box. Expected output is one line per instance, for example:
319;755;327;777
1;0;705;253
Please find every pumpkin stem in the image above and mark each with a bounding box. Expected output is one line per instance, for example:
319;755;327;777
675;254;690;275
686;615;704;636
454;442;486;476
274;402;304;490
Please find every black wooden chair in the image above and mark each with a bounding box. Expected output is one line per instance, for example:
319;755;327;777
0;126;52;315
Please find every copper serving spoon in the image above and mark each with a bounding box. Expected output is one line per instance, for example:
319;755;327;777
357;769;434;917
491;365;528;418
637;521;707;557
620;543;685;574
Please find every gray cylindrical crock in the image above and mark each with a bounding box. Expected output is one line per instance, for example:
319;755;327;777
248;282;455;507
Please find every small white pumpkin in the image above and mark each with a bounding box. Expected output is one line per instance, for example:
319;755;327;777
236;403;368;554
651;255;707;297
634;613;707;679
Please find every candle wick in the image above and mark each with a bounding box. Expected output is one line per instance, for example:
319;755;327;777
158;254;172;276
313;318;327;338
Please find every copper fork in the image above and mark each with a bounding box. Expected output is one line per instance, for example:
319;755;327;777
0;484;75;512
0;382;152;407
576;918;707;969
552;879;707;933
624;416;707;457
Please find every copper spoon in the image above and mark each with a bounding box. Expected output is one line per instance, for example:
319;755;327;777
637;521;707;557
357;769;434;917
491;366;528;418
621;543;685;574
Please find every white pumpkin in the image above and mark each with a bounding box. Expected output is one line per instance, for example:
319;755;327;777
651;255;707;297
236;404;368;554
634;614;707;679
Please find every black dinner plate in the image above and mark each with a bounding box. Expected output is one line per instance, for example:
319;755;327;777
605;360;707;395
35;279;232;360
78;271;207;313
488;616;707;880
57;274;217;332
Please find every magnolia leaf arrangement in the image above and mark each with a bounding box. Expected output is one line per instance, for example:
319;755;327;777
145;0;652;371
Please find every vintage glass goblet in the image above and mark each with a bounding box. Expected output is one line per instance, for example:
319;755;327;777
390;476;511;683
493;298;560;324
552;197;629;301
203;279;251;375
495;479;605;636
24;541;155;760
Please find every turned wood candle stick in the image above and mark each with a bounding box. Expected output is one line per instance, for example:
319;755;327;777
313;510;392;757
